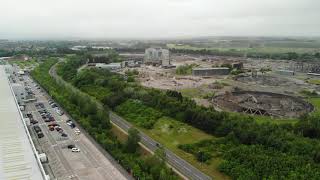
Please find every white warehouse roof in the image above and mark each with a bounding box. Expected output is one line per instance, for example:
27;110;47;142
0;66;45;180
192;67;230;71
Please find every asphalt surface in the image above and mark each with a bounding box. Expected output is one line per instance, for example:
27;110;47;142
23;73;130;180
50;60;212;180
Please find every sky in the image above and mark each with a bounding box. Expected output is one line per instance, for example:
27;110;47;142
0;0;319;39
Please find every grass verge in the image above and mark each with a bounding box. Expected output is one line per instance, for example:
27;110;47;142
136;117;230;180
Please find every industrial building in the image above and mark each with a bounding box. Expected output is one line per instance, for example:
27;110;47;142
95;62;122;70
144;47;170;66
0;66;47;180
121;60;142;68
290;62;320;73
307;73;320;76
276;69;295;76
192;67;230;76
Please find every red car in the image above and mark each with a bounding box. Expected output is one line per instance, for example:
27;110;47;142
48;123;58;127
49;126;54;131
55;126;62;132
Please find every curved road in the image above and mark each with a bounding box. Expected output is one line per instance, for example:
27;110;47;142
49;60;212;180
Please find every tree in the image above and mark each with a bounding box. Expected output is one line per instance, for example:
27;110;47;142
83;101;98;115
155;146;167;164
124;128;140;153
196;150;212;163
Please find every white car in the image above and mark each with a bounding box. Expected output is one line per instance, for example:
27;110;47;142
71;148;80;152
55;109;64;116
75;128;80;135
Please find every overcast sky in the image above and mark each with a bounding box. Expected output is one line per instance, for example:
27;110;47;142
0;0;319;39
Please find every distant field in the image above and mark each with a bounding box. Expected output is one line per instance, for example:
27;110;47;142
253;114;299;124
307;79;320;85
167;44;319;54
308;97;320;116
179;87;204;98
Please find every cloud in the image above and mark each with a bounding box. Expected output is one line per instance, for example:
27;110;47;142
0;0;318;39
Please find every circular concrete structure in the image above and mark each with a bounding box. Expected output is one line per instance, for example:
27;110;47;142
213;91;313;118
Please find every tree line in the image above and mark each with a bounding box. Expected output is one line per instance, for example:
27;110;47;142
57;56;320;179
170;48;320;61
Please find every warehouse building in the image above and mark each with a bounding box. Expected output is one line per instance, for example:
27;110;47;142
192;67;230;76
276;69;295;76
95;62;122;70
121;60;142;68
0;66;47;180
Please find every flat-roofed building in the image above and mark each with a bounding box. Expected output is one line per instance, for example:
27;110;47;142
95;62;122;70
0;66;46;180
192;67;230;76
276;69;295;76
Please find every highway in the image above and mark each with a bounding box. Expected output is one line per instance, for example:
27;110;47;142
49;60;212;180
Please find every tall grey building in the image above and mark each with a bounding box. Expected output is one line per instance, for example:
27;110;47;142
144;47;170;66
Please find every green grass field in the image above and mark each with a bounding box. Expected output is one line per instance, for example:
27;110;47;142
179;88;204;98
137;117;229;180
253;115;299;124
308;97;320;116
306;79;320;85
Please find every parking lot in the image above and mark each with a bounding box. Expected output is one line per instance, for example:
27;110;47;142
21;75;128;180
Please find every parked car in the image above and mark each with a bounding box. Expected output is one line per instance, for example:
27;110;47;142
70;123;76;128
38;109;47;114
35;103;45;109
49;126;54;131
26;113;33;118
57;110;64;116
67;145;75;149
33;125;41;133
48;123;59;127
37;132;44;138
31;120;38;124
71;148;80;152
66;120;76;128
49;116;55;121
61;133;68;137
44;118;51;122
55;126;62;131
75;128;80;135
